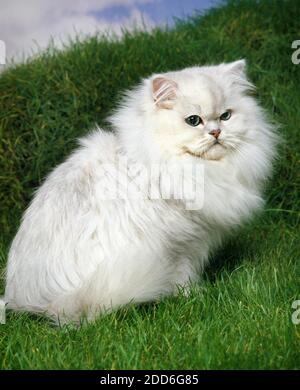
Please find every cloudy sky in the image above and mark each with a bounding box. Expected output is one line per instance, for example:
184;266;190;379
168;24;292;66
0;0;220;62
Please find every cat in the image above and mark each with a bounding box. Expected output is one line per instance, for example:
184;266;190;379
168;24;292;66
4;60;278;324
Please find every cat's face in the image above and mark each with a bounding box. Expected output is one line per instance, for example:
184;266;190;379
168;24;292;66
148;60;254;161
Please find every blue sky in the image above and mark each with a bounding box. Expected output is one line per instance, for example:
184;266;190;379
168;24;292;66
0;0;221;61
91;0;219;25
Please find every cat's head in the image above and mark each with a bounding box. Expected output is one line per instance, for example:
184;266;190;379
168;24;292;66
112;60;275;167
148;60;252;161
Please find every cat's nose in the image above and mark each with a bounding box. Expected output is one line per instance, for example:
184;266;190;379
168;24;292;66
209;129;221;139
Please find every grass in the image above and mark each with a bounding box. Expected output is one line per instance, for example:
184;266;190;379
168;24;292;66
0;0;299;369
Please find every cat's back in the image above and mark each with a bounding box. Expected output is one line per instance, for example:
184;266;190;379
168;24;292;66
7;127;119;253
5;128;120;308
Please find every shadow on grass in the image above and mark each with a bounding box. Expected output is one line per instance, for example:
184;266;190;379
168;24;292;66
203;232;258;283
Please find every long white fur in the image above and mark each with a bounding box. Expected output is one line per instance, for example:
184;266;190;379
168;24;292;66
4;60;278;324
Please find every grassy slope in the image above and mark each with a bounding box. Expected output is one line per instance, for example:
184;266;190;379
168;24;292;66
0;0;299;369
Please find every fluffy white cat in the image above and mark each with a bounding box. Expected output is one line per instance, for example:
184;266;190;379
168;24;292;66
5;60;277;324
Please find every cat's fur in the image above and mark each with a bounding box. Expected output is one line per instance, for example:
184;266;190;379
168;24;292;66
5;60;277;324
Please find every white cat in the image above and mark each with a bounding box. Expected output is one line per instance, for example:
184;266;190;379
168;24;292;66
4;60;278;324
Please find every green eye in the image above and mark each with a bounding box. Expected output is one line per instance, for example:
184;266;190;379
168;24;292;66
185;115;202;127
220;110;231;121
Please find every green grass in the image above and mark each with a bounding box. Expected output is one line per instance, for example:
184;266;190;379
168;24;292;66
0;0;299;369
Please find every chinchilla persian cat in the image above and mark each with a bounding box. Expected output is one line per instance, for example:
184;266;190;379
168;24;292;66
5;60;277;324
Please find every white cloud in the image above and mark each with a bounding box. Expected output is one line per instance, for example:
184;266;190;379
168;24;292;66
0;0;156;62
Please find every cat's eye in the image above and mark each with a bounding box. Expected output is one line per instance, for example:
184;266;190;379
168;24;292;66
185;115;202;127
220;110;232;121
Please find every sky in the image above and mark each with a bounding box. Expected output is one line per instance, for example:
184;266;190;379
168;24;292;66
0;0;220;62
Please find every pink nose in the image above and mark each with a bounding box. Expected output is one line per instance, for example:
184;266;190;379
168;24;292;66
209;129;221;139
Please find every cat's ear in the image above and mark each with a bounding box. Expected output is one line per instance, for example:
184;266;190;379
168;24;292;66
152;76;178;109
226;59;246;78
225;59;253;90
